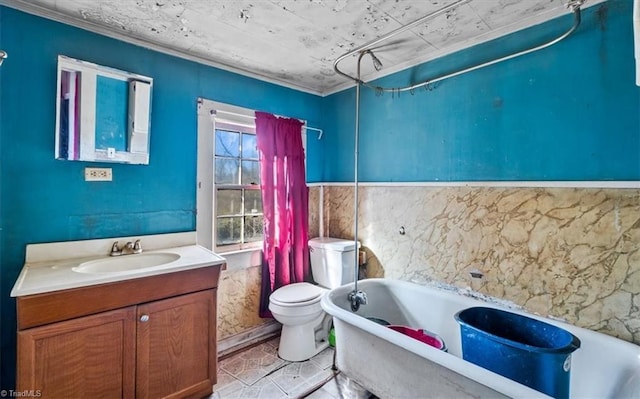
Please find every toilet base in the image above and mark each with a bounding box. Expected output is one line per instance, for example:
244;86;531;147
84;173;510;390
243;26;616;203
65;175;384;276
277;314;331;361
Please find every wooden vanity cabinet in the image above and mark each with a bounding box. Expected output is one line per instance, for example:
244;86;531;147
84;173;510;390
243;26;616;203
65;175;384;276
136;290;215;398
17;307;137;398
16;266;221;399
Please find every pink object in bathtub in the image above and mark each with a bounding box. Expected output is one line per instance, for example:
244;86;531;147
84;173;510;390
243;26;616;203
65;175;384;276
387;325;447;351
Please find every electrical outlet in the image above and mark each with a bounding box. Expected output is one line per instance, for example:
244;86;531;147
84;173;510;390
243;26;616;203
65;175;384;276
85;167;112;181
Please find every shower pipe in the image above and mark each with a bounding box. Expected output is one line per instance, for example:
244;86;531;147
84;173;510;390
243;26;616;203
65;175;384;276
333;0;585;94
345;0;471;312
346;51;373;312
0;50;7;66
341;0;585;312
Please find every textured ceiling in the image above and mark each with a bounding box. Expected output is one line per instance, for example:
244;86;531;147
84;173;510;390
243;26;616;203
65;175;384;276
1;0;603;95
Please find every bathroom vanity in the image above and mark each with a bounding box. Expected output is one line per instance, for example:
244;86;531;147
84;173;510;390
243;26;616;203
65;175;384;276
11;233;225;399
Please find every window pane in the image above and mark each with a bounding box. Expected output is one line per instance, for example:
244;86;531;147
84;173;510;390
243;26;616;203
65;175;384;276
215;158;239;184
244;190;262;214
215;130;240;157
217;189;242;216
244;216;263;242
242;133;258;159
241;160;260;185
216;217;242;246
214;127;264;248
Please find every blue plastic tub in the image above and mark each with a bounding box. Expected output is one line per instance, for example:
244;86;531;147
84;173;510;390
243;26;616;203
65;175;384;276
455;307;580;399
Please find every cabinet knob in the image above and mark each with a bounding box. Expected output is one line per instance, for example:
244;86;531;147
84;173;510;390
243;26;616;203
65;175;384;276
140;314;150;322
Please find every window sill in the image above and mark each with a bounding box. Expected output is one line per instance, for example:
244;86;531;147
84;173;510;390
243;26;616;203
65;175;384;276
217;247;262;272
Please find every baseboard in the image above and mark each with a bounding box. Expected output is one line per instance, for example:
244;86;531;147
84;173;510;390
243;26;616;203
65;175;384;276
217;321;281;357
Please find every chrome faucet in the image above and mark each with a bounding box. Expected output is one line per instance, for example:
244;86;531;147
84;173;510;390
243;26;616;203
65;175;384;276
110;239;143;256
348;289;368;312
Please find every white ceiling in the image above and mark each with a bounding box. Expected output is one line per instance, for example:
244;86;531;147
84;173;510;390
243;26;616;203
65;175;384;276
2;0;603;95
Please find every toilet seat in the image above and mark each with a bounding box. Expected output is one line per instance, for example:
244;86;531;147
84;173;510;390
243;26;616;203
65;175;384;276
268;282;332;362
270;283;327;307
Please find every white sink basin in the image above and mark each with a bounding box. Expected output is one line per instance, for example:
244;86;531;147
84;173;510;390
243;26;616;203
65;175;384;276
72;252;181;274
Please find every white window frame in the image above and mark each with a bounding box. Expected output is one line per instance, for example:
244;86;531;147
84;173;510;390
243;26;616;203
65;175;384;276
196;98;307;254
213;122;262;252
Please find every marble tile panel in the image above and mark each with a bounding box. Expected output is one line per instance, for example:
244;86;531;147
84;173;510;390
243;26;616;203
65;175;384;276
321;185;640;344
309;186;320;238
217;265;269;340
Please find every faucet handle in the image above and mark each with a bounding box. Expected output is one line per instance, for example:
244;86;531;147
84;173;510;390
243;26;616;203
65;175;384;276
348;289;368;311
110;241;121;256
133;239;142;254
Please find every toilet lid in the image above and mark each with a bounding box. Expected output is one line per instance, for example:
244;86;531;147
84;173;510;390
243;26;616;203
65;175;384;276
271;283;325;304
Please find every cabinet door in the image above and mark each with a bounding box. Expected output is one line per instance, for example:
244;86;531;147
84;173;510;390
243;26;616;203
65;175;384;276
136;290;216;399
17;307;136;399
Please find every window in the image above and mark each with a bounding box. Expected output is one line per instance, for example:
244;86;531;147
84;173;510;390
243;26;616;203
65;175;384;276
196;98;307;254
214;123;263;251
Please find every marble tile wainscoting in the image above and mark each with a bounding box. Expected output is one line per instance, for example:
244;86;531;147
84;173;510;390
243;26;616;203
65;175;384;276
217;265;269;340
315;184;640;345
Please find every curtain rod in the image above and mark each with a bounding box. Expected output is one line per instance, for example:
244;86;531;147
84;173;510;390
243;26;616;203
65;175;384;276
333;0;585;94
212;109;323;140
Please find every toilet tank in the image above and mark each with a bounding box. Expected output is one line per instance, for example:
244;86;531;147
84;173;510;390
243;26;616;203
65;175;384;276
309;237;359;289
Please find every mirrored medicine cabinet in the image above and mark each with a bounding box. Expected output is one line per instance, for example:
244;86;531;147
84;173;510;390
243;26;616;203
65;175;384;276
55;55;153;164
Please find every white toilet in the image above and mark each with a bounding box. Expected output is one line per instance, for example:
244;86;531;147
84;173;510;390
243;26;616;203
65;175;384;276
269;237;357;361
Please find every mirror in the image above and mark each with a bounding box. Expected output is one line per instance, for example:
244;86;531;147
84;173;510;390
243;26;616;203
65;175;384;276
55;55;153;164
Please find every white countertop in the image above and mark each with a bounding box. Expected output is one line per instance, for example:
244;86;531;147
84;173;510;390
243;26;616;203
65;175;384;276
11;232;226;297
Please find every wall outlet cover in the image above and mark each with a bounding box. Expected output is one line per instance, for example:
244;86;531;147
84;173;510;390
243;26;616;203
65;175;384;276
85;167;112;181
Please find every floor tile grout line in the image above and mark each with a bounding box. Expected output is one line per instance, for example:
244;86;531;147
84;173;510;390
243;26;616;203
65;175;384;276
295;370;342;399
263;359;294;380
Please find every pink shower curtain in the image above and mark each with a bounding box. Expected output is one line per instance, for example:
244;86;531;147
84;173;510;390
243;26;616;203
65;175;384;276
255;111;310;318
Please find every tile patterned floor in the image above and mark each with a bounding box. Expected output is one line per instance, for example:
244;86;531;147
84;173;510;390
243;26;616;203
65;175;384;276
212;337;376;399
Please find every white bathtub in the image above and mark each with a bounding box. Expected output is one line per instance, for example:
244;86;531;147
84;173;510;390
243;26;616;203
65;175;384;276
321;278;640;399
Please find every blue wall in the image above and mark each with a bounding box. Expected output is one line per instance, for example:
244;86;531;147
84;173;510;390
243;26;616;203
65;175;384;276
318;0;640;182
0;7;322;387
1;0;638;389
